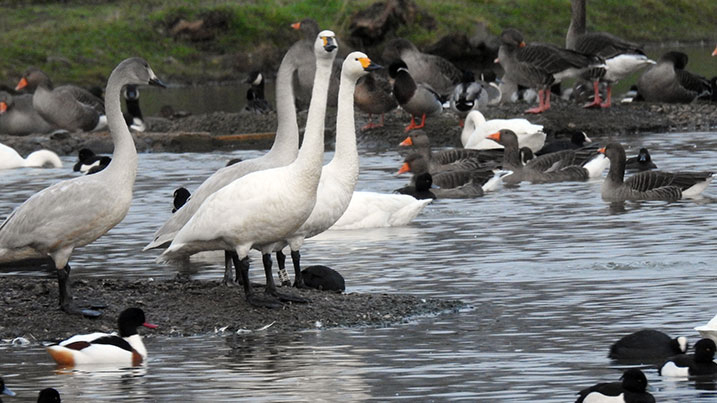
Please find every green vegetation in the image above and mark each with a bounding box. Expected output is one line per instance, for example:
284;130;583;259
1;0;715;87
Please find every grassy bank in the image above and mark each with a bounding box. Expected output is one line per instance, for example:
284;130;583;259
1;0;715;87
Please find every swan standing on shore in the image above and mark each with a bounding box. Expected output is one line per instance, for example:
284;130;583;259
265;52;381;287
0;58;165;316
159;32;339;308
0;142;62;170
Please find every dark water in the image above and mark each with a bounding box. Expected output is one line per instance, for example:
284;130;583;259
2;130;717;401
137;44;717;117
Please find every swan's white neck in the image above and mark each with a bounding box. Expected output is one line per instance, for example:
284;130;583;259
103;76;138;185
293;55;333;176
329;71;358;167
461;111;486;146
266;53;299;161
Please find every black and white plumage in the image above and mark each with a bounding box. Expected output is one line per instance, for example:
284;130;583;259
599;142;713;202
609;329;688;362
487;129;606;185
123;85;146;131
389;61;443;132
449;70;501;124
566;0;655;108
625;148;657;172
72;148;111;174
243;71;272;114
498;28;603;113
535;131;592;156
637;51;711;103
46;307;157;366
575;368;655;403
395;172;436;200
659;338;717;377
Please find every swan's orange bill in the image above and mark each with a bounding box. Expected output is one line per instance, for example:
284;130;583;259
397;162;411;175
598;147;606;154
399;136;413;146
0;102;7;114
486;131;501;141
15;77;28;91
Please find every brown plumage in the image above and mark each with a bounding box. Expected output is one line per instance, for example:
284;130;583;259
599;142;713;201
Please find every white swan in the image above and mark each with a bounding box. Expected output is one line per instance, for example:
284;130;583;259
461;110;545;152
263;52;381;287
0;58;164;316
0;142;62;170
145;28;307;251
159;31;339;308
330;191;431;230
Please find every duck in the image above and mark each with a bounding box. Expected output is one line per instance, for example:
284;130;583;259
397;153;507;196
575;368;655;403
172;187;191;213
37;388;61;403
329;191;431;230
449;70;501;125
566;0;655;108
534;131;592;156
0;91;54;135
72;148;110;173
145;27;316;262
354;73;397;130
15;67;106;132
46;307;157;366
399;130;502;173
243;71;272;114
389;61;443;132
301;265;345;292
395;171;509;199
624;148;657;172
159;31;339;308
0;58;165;316
497;28;603;113
637;51;711;103
659;338;717;377
1;377;15;401
0;142;62;170
123;85;146;132
395;172;436;199
598;142;713;202
461;110;545;152
257;52;381;289
381;37;462;98
609;329;688;362
487;129;607;185
86;157;111;175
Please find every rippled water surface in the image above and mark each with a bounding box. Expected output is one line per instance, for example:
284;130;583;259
3;131;717;402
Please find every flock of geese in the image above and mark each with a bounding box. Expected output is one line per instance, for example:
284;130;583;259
0;2;716;401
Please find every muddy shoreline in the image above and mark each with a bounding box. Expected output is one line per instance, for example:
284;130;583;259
1;276;463;341
1;100;716;156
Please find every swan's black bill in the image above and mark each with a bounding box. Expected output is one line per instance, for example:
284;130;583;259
149;78;167;88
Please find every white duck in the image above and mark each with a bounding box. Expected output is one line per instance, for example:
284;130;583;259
263;52;381;288
47;307;157;366
461;110;545;152
0;58;165;316
145;30;317;258
330;191;431;230
159;31;338;308
0;142;62;170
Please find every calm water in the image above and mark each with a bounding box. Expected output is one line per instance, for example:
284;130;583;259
2;131;717;402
